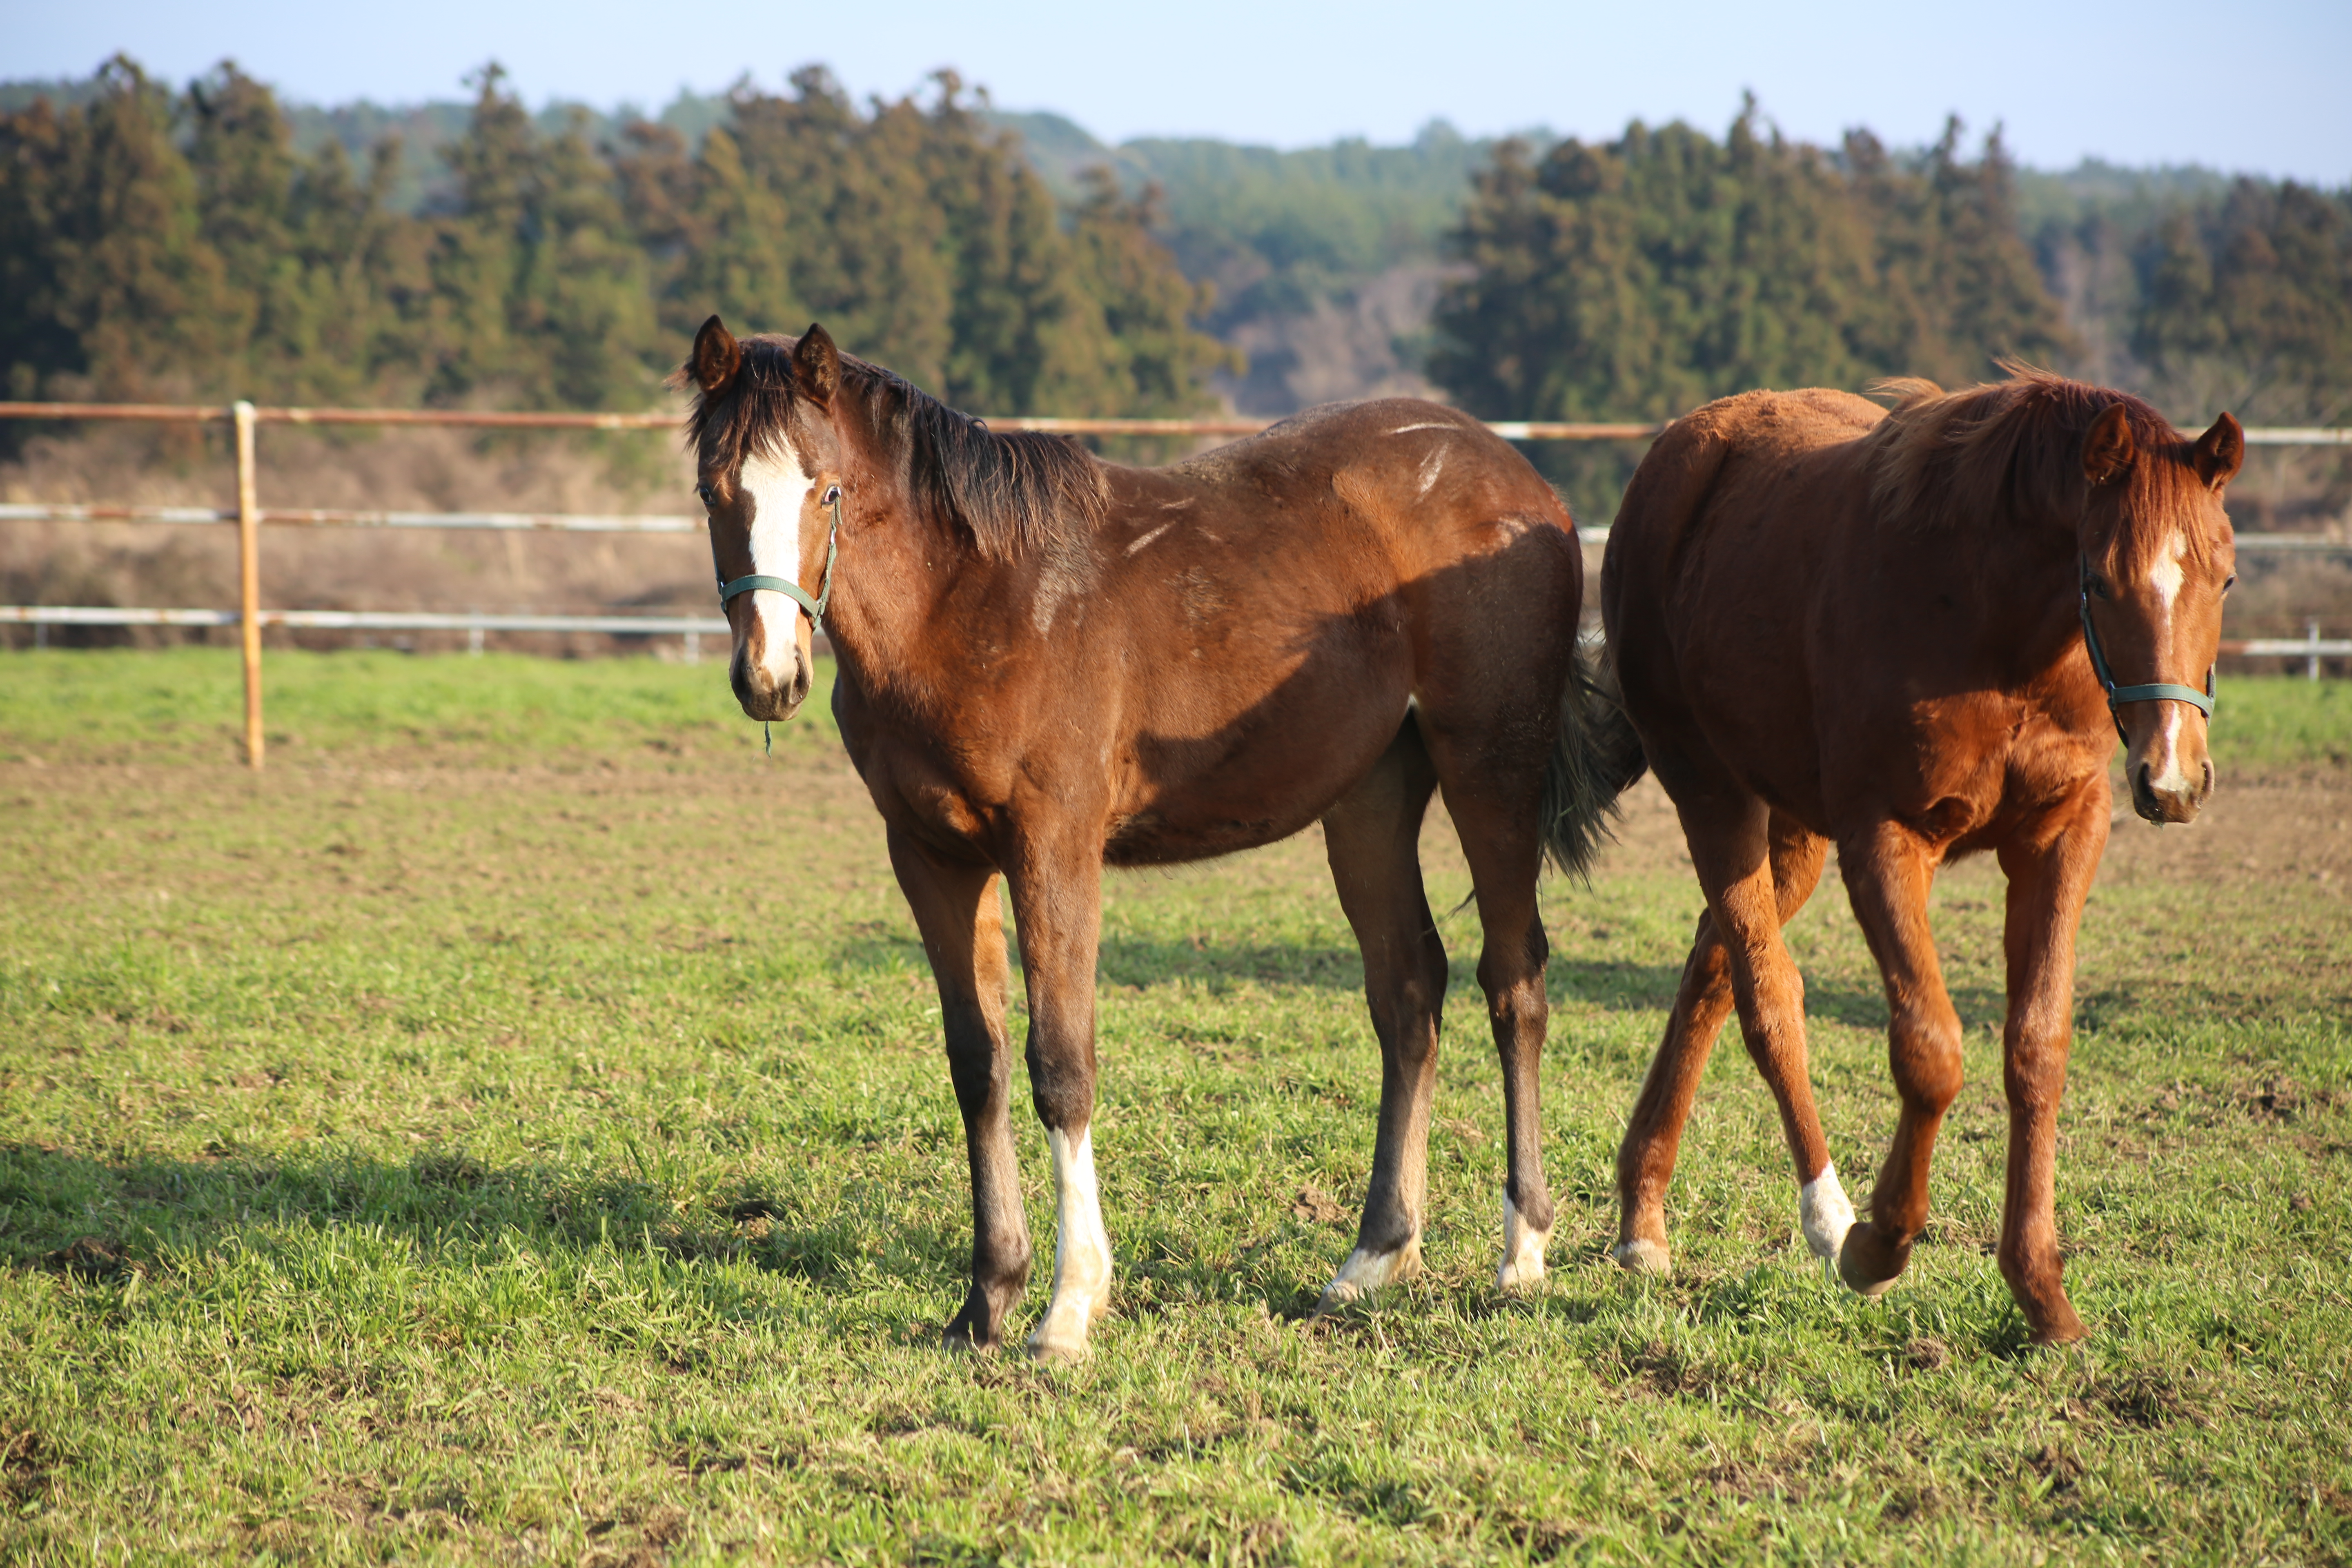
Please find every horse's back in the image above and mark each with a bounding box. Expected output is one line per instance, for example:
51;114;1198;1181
1601;388;1883;798
1082;396;1584;862
1608;390;1879;566
1170;396;1572;562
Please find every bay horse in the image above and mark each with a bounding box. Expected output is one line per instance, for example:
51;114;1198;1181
1601;367;2242;1343
678;316;1640;1357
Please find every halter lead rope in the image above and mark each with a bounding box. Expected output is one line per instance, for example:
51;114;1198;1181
716;483;842;630
2077;556;2215;744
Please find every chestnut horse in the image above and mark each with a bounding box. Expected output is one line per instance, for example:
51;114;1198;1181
679;316;1639;1357
1601;367;2242;1343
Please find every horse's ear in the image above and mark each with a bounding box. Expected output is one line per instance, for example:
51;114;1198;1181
690;315;740;395
2194;412;2244;490
794;323;840;408
2082;403;2136;486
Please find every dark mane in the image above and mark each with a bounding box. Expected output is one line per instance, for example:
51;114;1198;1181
680;335;1108;561
1866;364;2219;575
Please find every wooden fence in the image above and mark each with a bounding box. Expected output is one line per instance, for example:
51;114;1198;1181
2;399;2346;770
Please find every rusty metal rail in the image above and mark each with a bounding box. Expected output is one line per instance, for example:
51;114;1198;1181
5;397;2344;444
0;400;1678;441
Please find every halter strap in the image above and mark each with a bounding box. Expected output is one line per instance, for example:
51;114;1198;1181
717;486;842;629
2077;556;2214;743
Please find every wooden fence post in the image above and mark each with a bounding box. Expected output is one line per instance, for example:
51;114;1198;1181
234;400;264;771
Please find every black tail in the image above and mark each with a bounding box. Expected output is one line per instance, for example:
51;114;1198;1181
1539;634;1648;880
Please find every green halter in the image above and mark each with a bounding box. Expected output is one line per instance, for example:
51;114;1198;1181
2078;556;2215;744
717;484;842;630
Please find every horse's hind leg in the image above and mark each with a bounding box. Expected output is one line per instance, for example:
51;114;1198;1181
888;826;1031;1352
1833;820;1964;1300
1317;724;1446;1306
1432;760;1564;1291
1617;805;1840;1273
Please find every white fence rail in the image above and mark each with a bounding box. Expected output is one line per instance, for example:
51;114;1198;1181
4;503;2342;559
0;503;703;534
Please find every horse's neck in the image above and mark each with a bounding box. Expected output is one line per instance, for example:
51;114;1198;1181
1958;509;2088;695
820;502;962;697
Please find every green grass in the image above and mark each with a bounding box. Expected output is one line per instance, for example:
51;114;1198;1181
2;650;2348;1564
2206;675;2352;772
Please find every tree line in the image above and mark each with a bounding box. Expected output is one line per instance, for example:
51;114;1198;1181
1429;106;2350;514
0;58;1231;418
1;59;2344;490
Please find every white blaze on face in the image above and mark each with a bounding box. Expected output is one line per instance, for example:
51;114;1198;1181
737;445;814;686
1027;1125;1113;1360
2142;531;2196;793
2147;704;2193;795
2147;531;2187;626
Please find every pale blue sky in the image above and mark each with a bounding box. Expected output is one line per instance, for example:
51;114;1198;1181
4;0;2346;180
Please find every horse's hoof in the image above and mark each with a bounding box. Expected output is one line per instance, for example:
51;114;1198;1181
2025;1301;2090;1346
1497;1198;1551;1291
1025;1325;1092;1362
1316;1241;1417;1314
1840;1265;1898;1298
1495;1256;1548;1292
943;1301;1009;1354
1612;1237;1671;1275
1312;1280;1365;1317
1835;1222;1907;1298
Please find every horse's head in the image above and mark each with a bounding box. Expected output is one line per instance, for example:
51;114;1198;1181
2075;402;2242;825
679;314;850;723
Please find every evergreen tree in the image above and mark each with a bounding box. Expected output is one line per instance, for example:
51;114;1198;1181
1432;108;2073;518
1065;169;1236;416
0;56;1229;420
2133;179;2352;425
0;56;236;400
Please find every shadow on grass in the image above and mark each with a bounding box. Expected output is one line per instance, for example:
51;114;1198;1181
0;1140;974;1298
0;1140;2065;1374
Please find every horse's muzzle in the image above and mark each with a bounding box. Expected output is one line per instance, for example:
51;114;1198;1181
2130;757;2211;825
731;643;810;722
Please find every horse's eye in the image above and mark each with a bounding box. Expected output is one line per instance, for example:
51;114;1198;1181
2087;575;2111;601
2221;573;2237;593
695;483;715;508
822;484;842;506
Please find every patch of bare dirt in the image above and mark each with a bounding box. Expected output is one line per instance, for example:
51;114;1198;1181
1290;1185;1347;1226
2099;770;2352;891
40;1236;140;1278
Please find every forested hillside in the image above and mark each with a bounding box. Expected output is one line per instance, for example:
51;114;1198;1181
3;57;2346;520
0;58;1228;421
996;111;1488;410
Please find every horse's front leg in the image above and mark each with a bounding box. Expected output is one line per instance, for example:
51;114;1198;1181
1004;831;1112;1360
1835;821;1964;1296
887;827;1031;1351
1991;782;2107;1344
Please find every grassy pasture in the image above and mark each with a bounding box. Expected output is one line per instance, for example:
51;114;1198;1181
1;649;2348;1566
